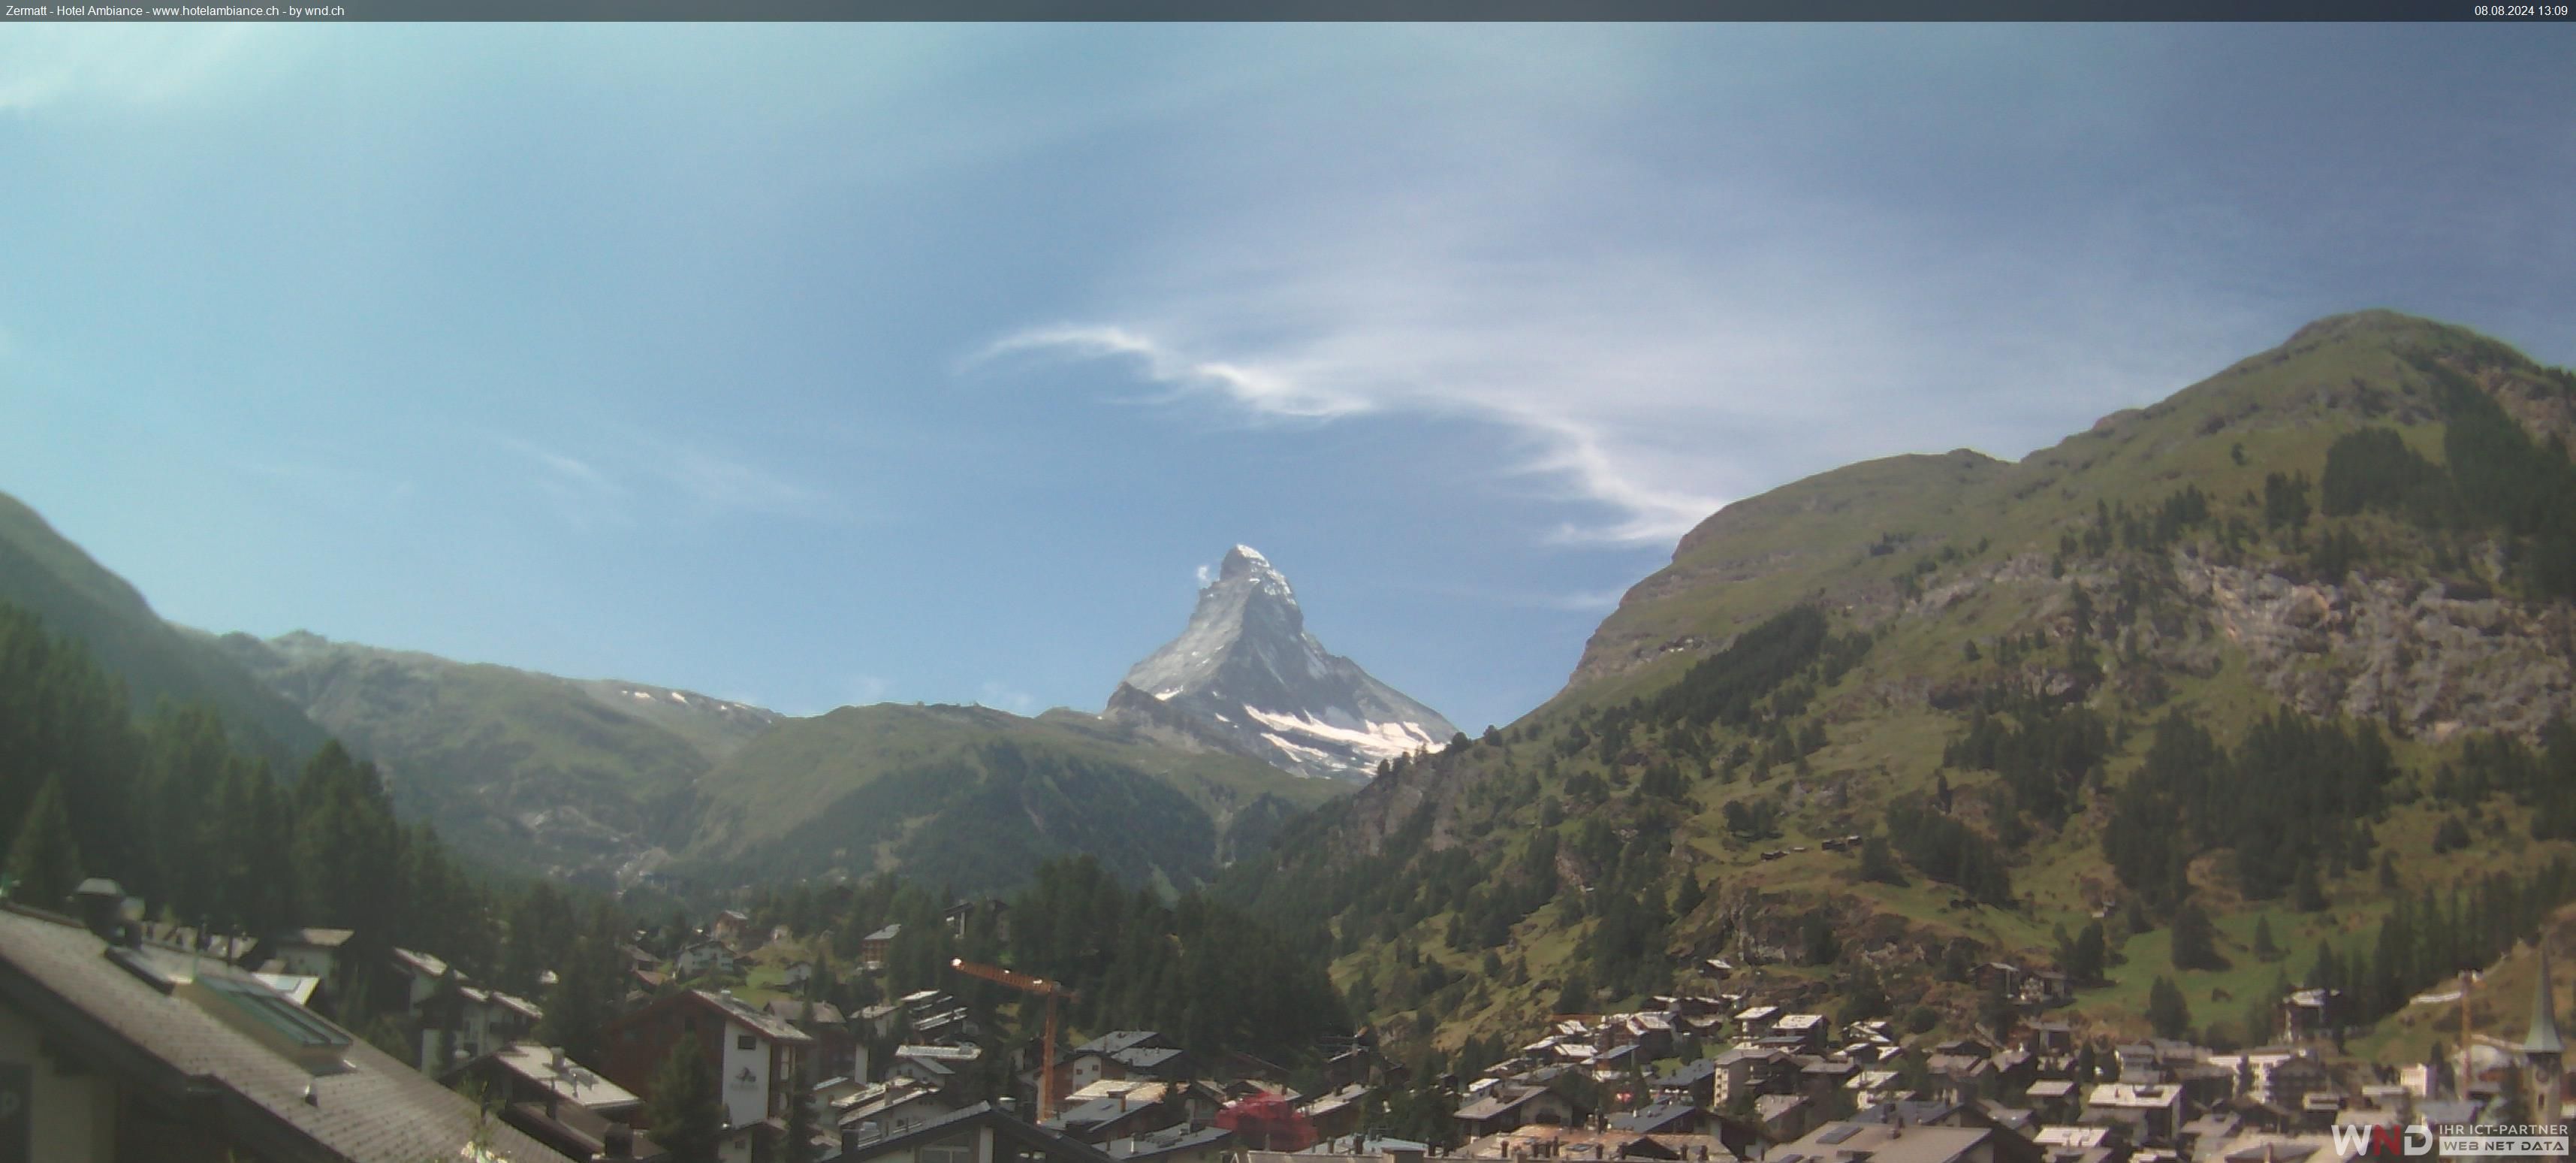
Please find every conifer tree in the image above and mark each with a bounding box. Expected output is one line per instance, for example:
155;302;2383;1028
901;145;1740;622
2146;976;2192;1040
782;1079;820;1163
6;773;84;909
647;1033;725;1163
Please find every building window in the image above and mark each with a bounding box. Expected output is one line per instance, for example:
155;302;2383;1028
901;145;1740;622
922;1134;977;1163
739;1034;757;1051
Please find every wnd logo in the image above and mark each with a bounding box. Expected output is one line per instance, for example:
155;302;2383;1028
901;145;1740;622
2330;1124;2437;1157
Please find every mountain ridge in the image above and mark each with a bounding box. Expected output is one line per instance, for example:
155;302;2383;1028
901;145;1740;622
1222;309;2576;1058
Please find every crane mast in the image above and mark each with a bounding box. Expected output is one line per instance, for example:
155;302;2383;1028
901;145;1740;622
951;958;1078;1121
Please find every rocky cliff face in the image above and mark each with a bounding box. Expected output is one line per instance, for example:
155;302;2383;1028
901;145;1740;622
1103;545;1456;781
2177;553;2575;741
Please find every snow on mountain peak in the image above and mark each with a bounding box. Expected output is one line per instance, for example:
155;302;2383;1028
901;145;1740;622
1107;544;1455;781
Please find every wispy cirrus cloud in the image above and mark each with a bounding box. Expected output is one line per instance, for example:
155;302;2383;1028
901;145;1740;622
492;432;825;529
970;30;2281;548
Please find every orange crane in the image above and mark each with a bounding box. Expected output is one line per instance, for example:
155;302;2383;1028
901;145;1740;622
950;958;1079;1121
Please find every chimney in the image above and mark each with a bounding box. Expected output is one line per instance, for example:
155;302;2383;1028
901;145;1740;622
602;1122;634;1158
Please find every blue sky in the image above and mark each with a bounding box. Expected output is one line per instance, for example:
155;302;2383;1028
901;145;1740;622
2;25;2570;731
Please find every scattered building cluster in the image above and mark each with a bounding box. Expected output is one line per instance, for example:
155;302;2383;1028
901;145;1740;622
15;874;2576;1163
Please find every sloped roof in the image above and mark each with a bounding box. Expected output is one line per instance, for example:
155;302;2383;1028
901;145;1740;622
1078;1030;1171;1056
851;1102;1118;1163
1609;1099;1703;1132
2528;942;2565;1056
478;1041;644;1112
0;905;563;1163
701;989;813;1044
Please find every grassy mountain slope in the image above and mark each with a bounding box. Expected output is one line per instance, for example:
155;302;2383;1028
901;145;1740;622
683;702;1344;896
1224;310;2576;1058
215;630;779;883
0;490;326;763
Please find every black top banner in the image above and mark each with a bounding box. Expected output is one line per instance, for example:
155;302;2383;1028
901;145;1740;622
3;0;2569;20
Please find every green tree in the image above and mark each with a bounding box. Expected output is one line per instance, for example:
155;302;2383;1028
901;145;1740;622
1553;969;1592;1016
2171;900;2227;971
5;774;84;909
647;1033;725;1163
782;1079;821;1163
2146;976;2192;1040
537;926;621;1068
2252;917;2282;962
2068;920;2108;984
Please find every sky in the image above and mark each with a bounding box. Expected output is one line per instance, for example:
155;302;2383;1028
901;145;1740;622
2;25;2571;732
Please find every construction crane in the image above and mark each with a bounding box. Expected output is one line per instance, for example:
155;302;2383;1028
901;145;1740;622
951;958;1078;1121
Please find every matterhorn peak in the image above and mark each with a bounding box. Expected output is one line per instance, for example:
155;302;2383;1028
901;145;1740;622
1105;545;1456;781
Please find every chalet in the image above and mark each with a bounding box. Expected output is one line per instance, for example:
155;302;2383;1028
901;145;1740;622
1612;1098;1714;1135
767;996;862;1081
782;959;817;989
389;946;457;1008
0;895;565;1162
1757;1094;1814;1141
839;1076;962;1143
839;1101;1121;1163
815;1073;872;1109
2206;1049;2328;1110
2279;990;2348;1042
677;937;739;979
1044;1092;1189;1144
712;909;754;945
415;975;545;1074
861;924;904;968
1734;1005;1781;1038
2026;1080;2080;1123
1849;1069;1909;1110
894;1044;988;1098
1653;1058;1721;1107
2083;1083;2185;1145
860;1001;906;1039
1799;1058;1859;1101
602;988;816;1129
1055;1031;1190;1097
1302;1083;1374;1140
1772;1013;1829;1053
2026;1023;2077;1058
1711;1047;1797;1104
2019;971;2074;1007
1324;1043;1398;1090
442;1041;664;1161
945;899;1012;941
1455;1081;1591;1138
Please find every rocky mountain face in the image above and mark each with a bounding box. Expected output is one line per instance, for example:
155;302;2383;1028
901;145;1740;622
1223;311;2576;1054
1102;545;1458;781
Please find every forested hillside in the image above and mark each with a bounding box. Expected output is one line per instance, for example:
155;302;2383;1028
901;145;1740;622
683;702;1341;895
1220;311;2576;1060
